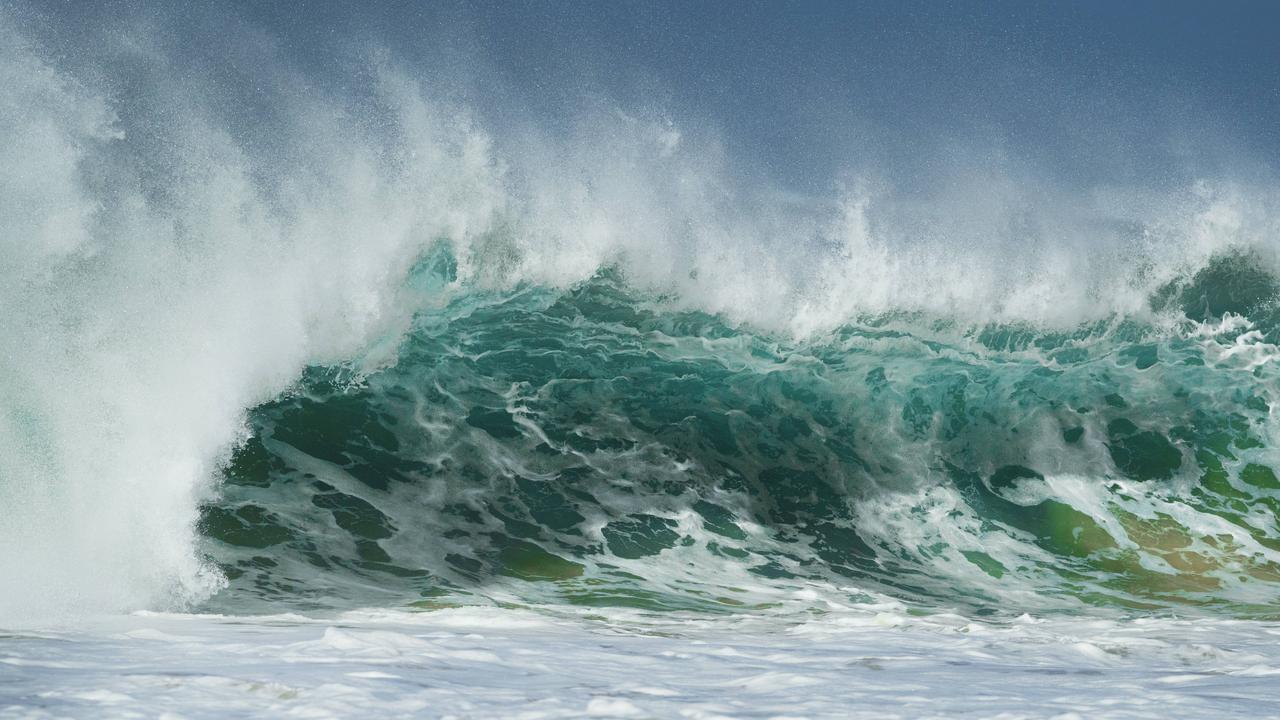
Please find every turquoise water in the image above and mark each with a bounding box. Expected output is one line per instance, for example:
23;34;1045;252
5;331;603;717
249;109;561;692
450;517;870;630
4;4;1280;716
200;249;1280;620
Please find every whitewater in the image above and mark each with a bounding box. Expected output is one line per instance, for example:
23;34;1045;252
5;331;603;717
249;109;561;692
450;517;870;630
3;2;1280;718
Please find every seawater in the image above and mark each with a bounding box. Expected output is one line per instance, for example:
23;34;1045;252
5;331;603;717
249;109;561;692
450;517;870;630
5;607;1280;718
3;2;1280;718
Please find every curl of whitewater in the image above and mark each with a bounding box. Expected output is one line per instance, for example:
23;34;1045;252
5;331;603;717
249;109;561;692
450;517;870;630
2;6;1280;627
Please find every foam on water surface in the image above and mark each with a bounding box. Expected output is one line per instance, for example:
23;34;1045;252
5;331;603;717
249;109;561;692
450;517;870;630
4;607;1280;719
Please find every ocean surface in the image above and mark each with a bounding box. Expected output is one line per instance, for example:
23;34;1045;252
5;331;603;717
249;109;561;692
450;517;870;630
3;2;1280;718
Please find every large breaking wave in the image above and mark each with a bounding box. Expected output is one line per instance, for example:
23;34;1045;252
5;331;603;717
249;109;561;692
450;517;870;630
2;3;1278;626
202;249;1280;619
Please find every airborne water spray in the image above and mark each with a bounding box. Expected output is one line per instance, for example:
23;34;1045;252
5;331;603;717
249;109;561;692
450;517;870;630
0;12;511;623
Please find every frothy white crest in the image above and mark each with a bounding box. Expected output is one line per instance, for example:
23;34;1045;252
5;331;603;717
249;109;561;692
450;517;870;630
490;109;1279;337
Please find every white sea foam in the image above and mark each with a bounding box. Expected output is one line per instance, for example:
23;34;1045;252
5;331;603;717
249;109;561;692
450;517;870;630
2;606;1279;719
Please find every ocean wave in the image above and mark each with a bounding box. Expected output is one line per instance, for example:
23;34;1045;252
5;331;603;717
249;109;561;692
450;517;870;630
2;2;1278;626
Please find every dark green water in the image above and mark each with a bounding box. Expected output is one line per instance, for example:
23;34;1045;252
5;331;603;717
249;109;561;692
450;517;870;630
200;250;1280;619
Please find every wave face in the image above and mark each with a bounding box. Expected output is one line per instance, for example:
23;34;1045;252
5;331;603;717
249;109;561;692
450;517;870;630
199;249;1280;618
2;2;1280;627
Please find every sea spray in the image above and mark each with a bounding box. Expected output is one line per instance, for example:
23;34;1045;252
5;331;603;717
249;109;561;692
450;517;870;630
0;15;506;623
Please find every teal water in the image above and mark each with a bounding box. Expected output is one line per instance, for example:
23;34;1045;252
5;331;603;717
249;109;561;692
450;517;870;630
6;5;1280;716
200;249;1280;619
